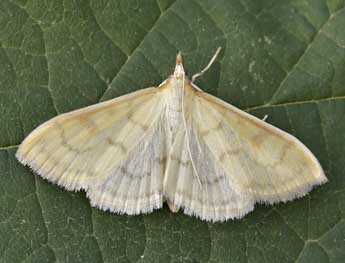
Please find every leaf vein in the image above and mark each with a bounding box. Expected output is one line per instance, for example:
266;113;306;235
268;6;345;104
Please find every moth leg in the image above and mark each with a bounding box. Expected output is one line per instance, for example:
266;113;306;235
262;114;268;121
190;82;203;92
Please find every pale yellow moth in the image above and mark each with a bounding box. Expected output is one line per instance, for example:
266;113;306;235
16;48;327;222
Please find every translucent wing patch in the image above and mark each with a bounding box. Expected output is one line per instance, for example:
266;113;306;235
16;87;168;214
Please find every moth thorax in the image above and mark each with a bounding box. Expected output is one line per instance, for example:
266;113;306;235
174;65;185;79
167;78;184;140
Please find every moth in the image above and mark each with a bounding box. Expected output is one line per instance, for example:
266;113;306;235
16;48;327;222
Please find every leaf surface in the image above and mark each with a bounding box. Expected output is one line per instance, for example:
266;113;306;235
1;0;345;262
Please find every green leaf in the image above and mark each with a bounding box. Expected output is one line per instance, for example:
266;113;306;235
1;0;344;262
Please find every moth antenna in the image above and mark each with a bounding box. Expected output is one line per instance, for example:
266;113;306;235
181;72;202;187
192;47;222;83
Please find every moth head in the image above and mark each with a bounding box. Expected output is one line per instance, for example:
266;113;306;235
173;51;185;80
